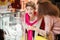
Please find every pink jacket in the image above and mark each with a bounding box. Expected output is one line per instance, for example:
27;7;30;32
41;16;60;40
52;17;60;34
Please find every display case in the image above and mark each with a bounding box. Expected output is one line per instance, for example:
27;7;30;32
0;10;22;40
0;10;21;28
0;11;11;29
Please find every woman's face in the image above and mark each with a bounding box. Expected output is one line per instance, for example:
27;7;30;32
26;6;35;17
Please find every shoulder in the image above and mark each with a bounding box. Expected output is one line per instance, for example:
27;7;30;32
44;15;53;20
53;17;60;25
44;15;53;25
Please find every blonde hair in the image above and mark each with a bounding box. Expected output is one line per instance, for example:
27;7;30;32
26;1;36;9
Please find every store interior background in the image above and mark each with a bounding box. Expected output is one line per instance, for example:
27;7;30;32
0;0;60;16
0;0;60;40
0;0;60;10
0;0;60;29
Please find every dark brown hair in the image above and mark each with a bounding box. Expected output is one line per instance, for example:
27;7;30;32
37;2;59;17
26;1;36;9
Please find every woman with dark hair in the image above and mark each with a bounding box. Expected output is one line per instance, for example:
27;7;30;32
35;1;60;40
11;0;21;9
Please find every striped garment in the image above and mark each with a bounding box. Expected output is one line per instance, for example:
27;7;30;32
52;17;60;34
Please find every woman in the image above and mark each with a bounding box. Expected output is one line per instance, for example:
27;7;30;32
11;0;21;9
22;1;41;40
25;1;38;40
35;1;59;40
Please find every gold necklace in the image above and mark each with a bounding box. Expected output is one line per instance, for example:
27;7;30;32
30;16;37;21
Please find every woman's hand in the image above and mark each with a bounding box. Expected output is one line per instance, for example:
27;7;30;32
27;26;36;30
36;28;46;37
